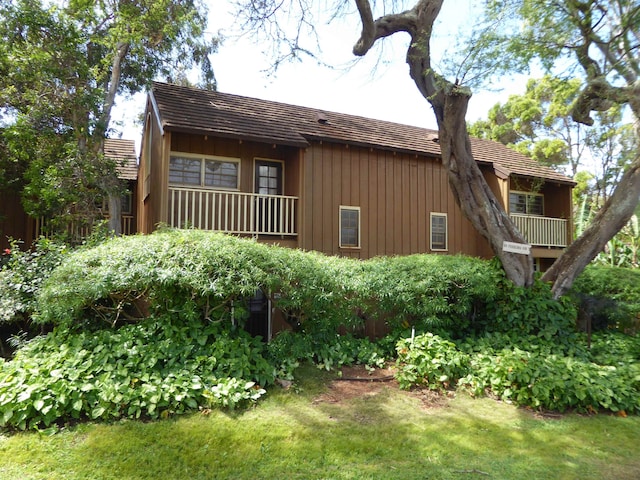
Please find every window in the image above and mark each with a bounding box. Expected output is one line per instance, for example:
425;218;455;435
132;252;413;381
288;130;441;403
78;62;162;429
340;206;360;248
169;154;239;189
430;213;448;251
509;192;543;216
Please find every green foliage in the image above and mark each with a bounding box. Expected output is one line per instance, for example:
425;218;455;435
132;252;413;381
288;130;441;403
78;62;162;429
357;254;501;333
571;265;640;331
395;333;469;390
36;230;501;337
459;338;640;414
267;330;387;379
0;0;218;225
36;230;357;333
468;76;581;172
394;330;640;414
0;238;69;324
0;316;272;431
475;274;578;342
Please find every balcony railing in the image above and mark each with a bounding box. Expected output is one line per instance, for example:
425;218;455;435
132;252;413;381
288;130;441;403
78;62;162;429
510;213;568;248
168;187;298;236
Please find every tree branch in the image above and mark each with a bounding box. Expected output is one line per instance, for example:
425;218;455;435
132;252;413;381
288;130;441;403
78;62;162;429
352;0;418;56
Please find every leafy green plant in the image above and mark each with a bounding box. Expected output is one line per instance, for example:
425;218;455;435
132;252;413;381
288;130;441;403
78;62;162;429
395;333;469;390
0;317;273;431
571;265;640;332
0;238;68;325
459;346;640;414
358;254;501;334
475;274;578;343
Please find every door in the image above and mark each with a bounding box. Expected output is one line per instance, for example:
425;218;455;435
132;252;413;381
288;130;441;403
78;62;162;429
245;290;271;341
254;160;283;234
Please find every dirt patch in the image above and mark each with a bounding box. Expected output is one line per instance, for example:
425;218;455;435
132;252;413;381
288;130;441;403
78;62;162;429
313;364;450;410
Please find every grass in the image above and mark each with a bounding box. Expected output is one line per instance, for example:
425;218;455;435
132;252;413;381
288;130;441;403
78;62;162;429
1;365;639;480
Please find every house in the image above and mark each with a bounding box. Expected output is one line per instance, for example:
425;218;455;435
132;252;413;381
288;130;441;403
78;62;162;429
138;82;575;338
0;138;138;250
139;82;574;264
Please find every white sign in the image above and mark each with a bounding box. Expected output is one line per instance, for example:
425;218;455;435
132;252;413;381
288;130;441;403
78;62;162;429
502;241;531;255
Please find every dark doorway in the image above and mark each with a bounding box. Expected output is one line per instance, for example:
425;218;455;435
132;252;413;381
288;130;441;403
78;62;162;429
245;290;270;340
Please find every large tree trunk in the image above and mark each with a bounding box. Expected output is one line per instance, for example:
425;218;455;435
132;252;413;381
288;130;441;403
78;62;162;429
96;41;129;238
107;192;123;235
354;0;534;286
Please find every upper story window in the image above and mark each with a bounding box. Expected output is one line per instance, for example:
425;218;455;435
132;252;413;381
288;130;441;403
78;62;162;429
169;153;239;190
509;191;543;216
340;206;360;248
430;213;448;251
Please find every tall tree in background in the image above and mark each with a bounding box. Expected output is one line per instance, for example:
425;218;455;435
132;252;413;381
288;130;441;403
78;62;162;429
468;76;587;176
470;76;638;268
0;0;218;235
479;0;640;296
236;0;639;297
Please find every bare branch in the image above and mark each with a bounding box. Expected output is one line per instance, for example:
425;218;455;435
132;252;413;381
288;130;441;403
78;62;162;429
352;0;418;56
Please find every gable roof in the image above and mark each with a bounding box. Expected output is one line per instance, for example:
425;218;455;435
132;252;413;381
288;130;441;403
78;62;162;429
104;138;137;180
150;82;574;185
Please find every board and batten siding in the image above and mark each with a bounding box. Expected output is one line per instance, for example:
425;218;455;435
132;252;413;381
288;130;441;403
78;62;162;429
300;141;487;259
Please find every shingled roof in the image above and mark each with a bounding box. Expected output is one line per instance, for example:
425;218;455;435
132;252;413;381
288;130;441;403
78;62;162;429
150;82;574;185
104;138;137;180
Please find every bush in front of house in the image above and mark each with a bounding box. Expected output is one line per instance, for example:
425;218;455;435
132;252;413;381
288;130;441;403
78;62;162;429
357;254;502;335
570;265;640;332
35;229;360;333
393;331;640;414
35;229;503;336
0;315;272;431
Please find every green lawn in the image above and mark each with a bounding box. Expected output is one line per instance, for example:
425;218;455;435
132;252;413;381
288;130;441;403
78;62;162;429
1;366;638;480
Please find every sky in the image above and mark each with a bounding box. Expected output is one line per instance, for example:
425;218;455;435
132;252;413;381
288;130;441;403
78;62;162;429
112;0;528;148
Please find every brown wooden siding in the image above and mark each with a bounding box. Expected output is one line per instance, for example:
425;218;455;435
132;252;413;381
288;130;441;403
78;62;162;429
300;141;485;259
0;190;34;251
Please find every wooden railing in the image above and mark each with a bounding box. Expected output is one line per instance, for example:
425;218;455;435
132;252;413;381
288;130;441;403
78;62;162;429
510;214;568;248
168;187;298;236
34;214;135;241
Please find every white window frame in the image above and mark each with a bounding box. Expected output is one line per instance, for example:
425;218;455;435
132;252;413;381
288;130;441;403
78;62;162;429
169;152;241;191
339;206;361;249
509;190;544;216
430;212;448;252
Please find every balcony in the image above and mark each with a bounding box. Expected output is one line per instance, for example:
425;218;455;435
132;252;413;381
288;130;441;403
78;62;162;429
510;213;568;248
168;187;298;236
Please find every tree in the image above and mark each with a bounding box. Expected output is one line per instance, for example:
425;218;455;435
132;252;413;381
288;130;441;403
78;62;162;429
469;77;637;260
468;76;587;175
0;0;218;235
479;0;640;296
235;0;639;296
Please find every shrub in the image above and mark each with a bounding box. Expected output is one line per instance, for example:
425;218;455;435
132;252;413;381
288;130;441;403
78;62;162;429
36;229;505;337
474;275;578;344
459;345;640;414
357;254;502;334
36;230;358;333
0;316;273;431
571;265;640;332
0;238;68;325
267;329;387;379
395;333;469;390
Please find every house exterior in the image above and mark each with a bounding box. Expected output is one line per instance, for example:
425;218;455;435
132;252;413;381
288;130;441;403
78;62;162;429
138;82;575;339
139;82;574;269
0;138;138;250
